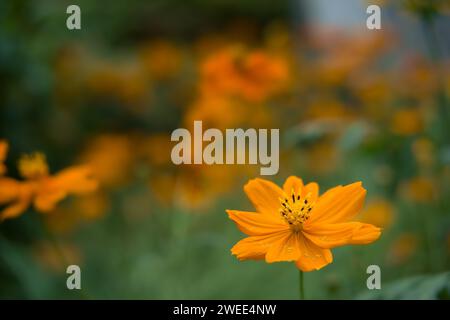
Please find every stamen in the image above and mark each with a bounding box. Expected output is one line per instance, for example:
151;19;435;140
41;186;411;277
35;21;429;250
18;152;49;179
279;189;314;231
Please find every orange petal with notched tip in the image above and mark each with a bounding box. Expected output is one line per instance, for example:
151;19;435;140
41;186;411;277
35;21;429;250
307;182;366;225
303;222;381;249
283;176;304;195
302;182;319;202
244;178;284;216
231;231;289;261
295;236;333;271
227;210;288;236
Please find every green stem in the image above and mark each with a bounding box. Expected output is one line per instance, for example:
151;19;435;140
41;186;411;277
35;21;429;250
39;217;91;299
40;217;70;267
421;16;450;141
298;270;305;300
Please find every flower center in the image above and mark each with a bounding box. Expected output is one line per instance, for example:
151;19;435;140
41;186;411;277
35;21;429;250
279;189;314;232
18;152;49;179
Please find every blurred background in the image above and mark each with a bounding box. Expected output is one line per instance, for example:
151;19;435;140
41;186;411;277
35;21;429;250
0;0;449;299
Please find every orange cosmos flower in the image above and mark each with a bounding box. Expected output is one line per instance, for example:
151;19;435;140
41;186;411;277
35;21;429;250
200;46;289;103
0;151;98;221
227;176;381;271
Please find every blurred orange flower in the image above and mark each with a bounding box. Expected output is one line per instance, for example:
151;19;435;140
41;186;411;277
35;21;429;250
399;176;436;203
306;99;354;121
0;149;98;221
33;241;82;272
200;46;289;102
85;62;149;106
390;109;424;136
0;140;7;175
80;134;134;188
139;40;183;79
387;233;418;265
412;138;435;168
311;32;390;86
175;165;240;210
45;191;109;234
227;176;381;271
139;134;174;167
306;141;340;175
359;199;394;229
186;96;271;129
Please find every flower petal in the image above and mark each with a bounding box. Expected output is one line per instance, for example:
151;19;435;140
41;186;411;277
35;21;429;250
244;178;284;216
307;182;366;225
302;182;319;202
0;140;8;175
283;176;304;195
0;199;30;220
0;181;33;221
303;222;381;249
52;166;99;194
231;231;289;260
265;232;302;263
227;210;288;236
0;178;21;203
34;189;67;212
295;236;333;271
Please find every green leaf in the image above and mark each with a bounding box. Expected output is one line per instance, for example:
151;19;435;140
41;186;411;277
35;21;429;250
356;271;450;300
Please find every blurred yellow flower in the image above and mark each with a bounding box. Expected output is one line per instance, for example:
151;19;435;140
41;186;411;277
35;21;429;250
387;233;418;265
186;96;271;130
45;191;109;234
139;40;183;79
351;74;392;115
18;152;49;179
148;173;177;206
0;148;98;221
396;57;438;100
139;134;174;167
307;99;354;121
200;46;289;102
390;109;424;136
74;191;109;221
227;176;381;271
412;137;435;168
305;141;339;175
175;165;240;211
44;206;82;235
311;32;389;87
33;241;81;272
85;62;149;106
0;140;8;175
399;176;436;203
80;134;134;188
359;199;394;229
53;44;86;106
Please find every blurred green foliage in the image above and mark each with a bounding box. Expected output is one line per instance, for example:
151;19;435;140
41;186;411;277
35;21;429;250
0;0;449;299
